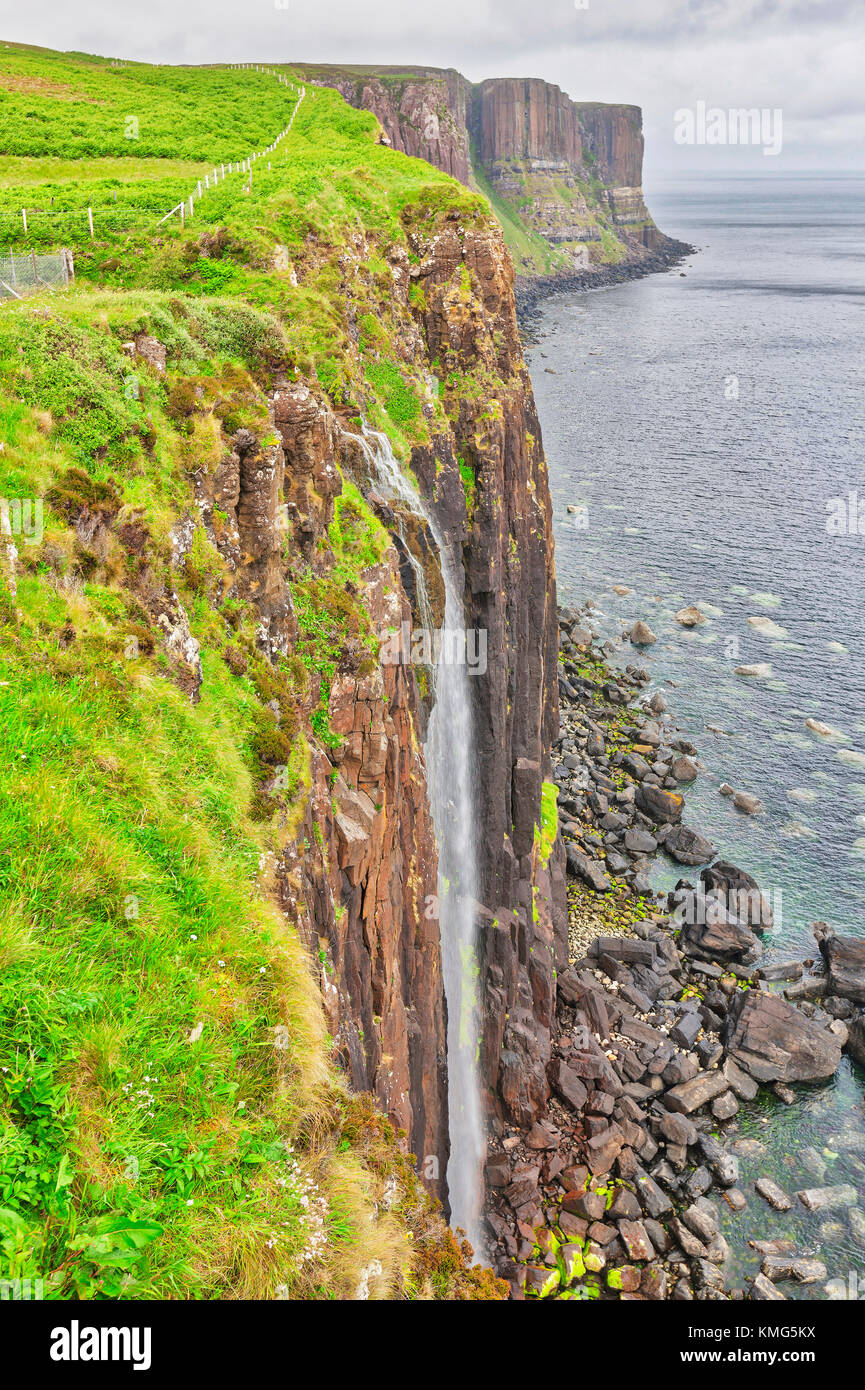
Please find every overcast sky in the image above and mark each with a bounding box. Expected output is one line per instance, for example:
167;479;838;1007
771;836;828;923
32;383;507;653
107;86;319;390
3;0;864;172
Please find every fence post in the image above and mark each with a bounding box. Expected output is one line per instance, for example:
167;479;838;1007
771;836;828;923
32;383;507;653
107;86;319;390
21;209;27;235
88;207;94;238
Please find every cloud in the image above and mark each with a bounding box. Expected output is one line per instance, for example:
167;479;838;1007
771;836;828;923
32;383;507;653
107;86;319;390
3;0;862;168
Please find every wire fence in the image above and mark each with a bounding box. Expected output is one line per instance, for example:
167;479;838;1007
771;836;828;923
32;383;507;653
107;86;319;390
0;249;73;300
0;70;306;248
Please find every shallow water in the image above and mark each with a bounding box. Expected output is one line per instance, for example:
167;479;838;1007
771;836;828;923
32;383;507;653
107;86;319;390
526;173;865;1294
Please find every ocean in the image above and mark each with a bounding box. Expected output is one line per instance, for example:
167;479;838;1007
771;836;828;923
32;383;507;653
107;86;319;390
526;173;865;1291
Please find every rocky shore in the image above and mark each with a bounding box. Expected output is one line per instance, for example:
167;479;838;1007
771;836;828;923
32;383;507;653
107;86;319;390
514;238;696;339
484;603;865;1300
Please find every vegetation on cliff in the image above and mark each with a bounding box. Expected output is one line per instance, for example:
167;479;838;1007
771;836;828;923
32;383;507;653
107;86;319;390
0;42;509;1299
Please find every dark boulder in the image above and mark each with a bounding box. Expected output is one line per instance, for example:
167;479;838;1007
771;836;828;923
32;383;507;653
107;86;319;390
845;1011;865;1068
636;784;683;824
814;923;865;1004
548;1057;589;1113
565;845;611;892
722;989;843;1082
673;889;760;962
701;860;774;930
664;824;716;866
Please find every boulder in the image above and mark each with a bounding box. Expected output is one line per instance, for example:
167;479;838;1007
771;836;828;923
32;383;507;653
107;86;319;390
814;924;865;1004
548;1058;589;1113
701;860;774;930
676;892;759;962
623;827;658;855
750;1272;786;1301
671;755;698;783
846;1012;865;1067
664;824;716;866
733;790;764;815
565;845;611;893
635;784;683;824
623;751;652;781
722;989;843;1082
755;1177;792;1212
675;605;706;627
630;621;657;646
664;1071;728;1114
797;1185;857;1212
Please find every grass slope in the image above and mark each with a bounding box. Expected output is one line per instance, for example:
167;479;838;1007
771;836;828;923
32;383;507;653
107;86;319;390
0;42;505;1300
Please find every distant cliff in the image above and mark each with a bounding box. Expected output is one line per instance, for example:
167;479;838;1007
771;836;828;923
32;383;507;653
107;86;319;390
300;64;679;278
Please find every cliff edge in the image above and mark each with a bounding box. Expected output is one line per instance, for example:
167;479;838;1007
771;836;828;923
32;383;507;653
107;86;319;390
300;64;685;279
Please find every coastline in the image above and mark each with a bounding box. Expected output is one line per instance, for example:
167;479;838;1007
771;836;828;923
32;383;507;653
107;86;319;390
484;600;865;1300
514;235;696;337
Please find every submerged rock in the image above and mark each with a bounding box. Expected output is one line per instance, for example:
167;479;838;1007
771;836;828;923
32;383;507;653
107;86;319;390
797;1184;858;1213
675;605;706;627
735;662;772;678
747;615;788;639
805;717;843;739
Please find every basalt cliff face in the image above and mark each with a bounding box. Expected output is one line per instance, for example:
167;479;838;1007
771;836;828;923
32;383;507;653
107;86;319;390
302;64;676;277
191;202;567;1212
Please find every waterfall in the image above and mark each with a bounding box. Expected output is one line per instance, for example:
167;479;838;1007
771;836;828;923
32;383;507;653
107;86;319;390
348;427;486;1258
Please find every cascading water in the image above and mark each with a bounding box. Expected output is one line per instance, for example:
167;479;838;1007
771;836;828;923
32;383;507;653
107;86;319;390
348;426;485;1257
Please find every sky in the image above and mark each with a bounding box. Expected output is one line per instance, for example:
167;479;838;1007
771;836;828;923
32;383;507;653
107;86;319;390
2;0;864;173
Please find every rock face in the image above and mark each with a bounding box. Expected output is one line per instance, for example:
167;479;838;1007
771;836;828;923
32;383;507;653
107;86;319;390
225;198;566;1206
194;422;296;661
574;102;644;189
405;217;568;1130
306;65;681;277
723;989;843;1082
473;77;583;169
322;68;472;184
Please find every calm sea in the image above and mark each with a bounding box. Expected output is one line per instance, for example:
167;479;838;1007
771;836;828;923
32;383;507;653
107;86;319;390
526;174;865;1290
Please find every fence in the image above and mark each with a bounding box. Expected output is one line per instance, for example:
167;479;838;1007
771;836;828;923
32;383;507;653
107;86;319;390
0;249;74;300
157;75;305;227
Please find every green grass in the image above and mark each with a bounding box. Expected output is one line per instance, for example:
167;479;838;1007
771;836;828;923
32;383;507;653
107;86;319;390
0;42;517;1301
0;155;211;187
0;47;298;159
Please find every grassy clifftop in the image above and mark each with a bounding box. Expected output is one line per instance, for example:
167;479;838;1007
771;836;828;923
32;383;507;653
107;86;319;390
0;43;505;1299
